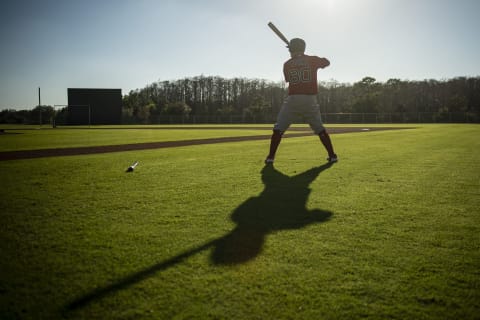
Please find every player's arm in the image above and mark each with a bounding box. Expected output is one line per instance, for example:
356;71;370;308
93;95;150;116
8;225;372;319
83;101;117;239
283;63;290;82
316;57;330;68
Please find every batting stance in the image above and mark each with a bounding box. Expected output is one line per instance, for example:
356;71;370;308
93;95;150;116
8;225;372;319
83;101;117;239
265;38;337;164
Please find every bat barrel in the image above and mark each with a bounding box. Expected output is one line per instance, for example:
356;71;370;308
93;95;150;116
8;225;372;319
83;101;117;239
267;22;290;46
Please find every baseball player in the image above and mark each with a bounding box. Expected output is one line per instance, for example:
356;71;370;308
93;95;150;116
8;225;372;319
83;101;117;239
265;38;337;164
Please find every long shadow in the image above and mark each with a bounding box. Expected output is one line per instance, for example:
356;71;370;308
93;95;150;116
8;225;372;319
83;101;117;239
211;162;334;264
66;163;333;311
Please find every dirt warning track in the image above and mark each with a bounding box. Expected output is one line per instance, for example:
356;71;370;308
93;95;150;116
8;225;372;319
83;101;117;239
0;127;411;161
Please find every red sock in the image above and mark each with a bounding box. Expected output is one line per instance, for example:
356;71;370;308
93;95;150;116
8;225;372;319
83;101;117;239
318;130;336;157
267;130;283;159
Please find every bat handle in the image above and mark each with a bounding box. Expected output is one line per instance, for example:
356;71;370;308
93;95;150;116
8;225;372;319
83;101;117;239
126;161;138;172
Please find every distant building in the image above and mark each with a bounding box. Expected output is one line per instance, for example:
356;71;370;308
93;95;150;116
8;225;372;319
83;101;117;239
67;88;122;125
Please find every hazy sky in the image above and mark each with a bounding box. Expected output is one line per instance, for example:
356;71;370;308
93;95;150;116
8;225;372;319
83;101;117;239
1;0;479;110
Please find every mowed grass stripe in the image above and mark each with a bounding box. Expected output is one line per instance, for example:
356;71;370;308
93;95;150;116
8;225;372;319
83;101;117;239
0;124;412;153
0;126;411;160
0;127;273;152
0;132;311;160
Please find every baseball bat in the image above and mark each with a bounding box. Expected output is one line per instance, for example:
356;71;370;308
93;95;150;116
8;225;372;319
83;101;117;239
126;161;138;172
267;22;290;46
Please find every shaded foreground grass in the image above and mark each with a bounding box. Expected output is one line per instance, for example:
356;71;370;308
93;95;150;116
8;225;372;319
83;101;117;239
0;124;479;319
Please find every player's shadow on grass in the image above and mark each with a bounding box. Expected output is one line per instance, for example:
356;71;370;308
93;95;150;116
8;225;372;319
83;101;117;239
66;163;333;311
211;162;334;264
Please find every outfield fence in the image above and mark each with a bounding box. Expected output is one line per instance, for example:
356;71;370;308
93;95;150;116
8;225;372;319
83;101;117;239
138;112;479;125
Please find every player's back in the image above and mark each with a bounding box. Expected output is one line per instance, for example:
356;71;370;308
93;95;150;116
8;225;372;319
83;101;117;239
283;54;329;95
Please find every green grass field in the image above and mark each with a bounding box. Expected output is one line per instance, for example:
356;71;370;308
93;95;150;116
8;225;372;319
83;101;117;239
0;125;275;152
1;124;479;319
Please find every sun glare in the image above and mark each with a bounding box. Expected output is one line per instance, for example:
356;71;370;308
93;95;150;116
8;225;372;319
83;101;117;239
300;0;347;15
326;0;335;10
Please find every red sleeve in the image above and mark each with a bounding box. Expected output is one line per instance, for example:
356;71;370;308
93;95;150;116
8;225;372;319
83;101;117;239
314;57;330;69
283;60;290;82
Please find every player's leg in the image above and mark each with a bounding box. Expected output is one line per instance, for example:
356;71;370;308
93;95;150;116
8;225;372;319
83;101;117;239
305;99;338;163
318;130;337;163
265;129;283;163
265;98;292;163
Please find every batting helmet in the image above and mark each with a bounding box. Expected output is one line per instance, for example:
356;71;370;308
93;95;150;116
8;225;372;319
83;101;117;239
288;38;306;53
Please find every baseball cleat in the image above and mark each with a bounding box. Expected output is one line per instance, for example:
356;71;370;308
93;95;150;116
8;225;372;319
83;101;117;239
264;158;274;164
327;155;338;163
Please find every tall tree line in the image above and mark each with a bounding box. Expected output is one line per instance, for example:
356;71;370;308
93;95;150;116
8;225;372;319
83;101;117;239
122;76;285;123
122;75;480;123
1;76;479;124
318;76;480;114
0;105;57;125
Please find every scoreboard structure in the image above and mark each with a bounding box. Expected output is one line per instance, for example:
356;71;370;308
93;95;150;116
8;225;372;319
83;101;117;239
67;88;122;125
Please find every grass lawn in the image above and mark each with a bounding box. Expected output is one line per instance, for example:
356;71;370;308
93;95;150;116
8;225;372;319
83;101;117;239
0;124;274;152
0;124;479;319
